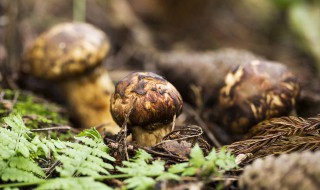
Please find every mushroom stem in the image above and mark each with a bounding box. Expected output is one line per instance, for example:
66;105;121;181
59;68;120;134
131;123;172;146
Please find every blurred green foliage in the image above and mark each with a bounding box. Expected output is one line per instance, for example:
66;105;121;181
272;0;320;74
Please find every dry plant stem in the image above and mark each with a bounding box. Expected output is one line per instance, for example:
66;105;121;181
45;161;61;178
184;104;222;147
30;126;72;132
108;141;185;161
73;0;86;22
154;126;204;147
4;0;19;89
140;147;185;161
115;100;135;161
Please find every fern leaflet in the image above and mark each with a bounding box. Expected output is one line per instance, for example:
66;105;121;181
35;177;112;190
0;114;45;183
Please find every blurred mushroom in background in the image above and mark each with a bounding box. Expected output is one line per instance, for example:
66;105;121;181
156;48;300;141
22;22;120;134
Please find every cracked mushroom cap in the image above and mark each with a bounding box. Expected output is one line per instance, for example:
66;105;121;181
23;22;110;80
110;72;183;130
239;151;320;190
219;60;300;134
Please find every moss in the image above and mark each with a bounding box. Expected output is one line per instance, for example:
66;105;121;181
0;89;73;140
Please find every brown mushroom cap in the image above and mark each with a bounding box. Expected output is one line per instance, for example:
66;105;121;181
219;60;300;133
110;72;183;130
23;22;110;80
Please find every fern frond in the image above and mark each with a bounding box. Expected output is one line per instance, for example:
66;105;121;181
92;148;115;162
3;113;30;134
9;157;45;177
77;128;103;142
116;149;172;190
80;160;110;175
0;114;46;183
41;138;58;153
1;168;43;182
124;176;155;190
0;144;15;159
35;177;112;190
75;136;98;147
52;130;115;177
168;144;237;177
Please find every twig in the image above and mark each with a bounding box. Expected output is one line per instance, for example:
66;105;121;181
30;126;72;132
116;97;137;161
154;125;203;147
171;114;176;131
45;161;61;178
184;104;222;147
141;147;187;161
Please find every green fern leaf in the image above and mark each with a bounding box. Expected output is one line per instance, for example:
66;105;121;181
133;149;152;161
17;141;30;157
1;168;43;182
0;160;6;169
189;144;205;167
116;149;176;189
75;168;101;177
0;114;45;183
86;155;113;170
9;157;45;177
168;162;189;174
77;128;103;142
3;113;29;134
167;144;238;178
0;128;16;145
80;160;110;175
31;136;50;156
0;144;15;159
41;138;57;153
75;136;98;147
156;172;180;181
52;129;115;177
92;148;115;162
52;139;67;149
35;177;112;190
124;176;155;190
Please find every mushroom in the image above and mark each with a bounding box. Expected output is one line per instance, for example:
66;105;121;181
218;60;300;134
110;72;183;146
156;49;300;138
22;22;120;134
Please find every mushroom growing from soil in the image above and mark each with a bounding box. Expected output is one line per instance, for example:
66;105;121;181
110;72;183;146
22;22;120;134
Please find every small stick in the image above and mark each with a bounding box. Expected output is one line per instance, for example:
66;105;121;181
185;104;222;147
45;161;61;178
141;147;186;161
154;126;203;147
30;126;72;132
